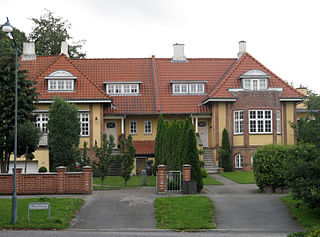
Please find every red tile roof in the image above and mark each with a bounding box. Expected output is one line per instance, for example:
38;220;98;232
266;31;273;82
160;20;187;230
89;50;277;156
20;52;303;114
133;140;155;155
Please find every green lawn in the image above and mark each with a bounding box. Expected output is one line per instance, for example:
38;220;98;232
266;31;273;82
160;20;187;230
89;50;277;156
281;195;320;229
93;175;156;189
154;196;215;230
219;172;256;184
0;197;83;229
203;175;223;185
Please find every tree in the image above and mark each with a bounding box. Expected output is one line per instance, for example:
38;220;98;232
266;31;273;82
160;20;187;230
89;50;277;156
120;135;136;186
17;121;41;173
218;129;232;171
0;27;27;56
47;96;80;170
94;134;116;185
29;9;86;59
72;141;90;170
0;34;38;173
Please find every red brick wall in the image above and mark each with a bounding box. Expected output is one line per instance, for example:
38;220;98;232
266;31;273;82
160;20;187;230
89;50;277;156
0;166;92;195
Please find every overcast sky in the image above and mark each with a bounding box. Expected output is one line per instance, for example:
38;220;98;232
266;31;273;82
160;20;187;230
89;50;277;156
1;0;320;93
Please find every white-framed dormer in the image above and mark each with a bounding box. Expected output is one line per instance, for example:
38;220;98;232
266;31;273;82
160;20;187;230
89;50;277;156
45;70;77;92
170;80;207;95
239;69;270;91
104;81;142;96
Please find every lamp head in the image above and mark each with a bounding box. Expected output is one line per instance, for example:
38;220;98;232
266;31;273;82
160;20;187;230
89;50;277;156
2;17;13;33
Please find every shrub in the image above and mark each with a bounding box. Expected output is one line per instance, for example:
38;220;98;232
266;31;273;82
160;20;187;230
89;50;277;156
288;232;306;237
38;166;47;173
201;168;208;178
253;144;295;192
199;160;205;168
306;227;320;237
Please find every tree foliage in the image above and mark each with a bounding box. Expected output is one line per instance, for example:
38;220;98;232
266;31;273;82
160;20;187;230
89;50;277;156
47;96;80;170
218;129;232;171
120;135;136;186
29;9;86;59
0;33;38;173
93;134;116;184
155;116;203;193
72;141;90;171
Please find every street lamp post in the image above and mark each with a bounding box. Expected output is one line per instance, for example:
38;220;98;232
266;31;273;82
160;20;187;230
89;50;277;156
2;17;18;224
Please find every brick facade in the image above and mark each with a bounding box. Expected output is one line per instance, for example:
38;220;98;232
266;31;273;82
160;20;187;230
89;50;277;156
0;166;92;195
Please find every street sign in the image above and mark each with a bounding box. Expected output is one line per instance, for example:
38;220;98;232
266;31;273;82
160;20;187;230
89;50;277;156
28;202;50;222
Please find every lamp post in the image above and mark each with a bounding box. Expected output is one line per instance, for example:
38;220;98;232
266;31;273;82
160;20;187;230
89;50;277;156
2;17;18;224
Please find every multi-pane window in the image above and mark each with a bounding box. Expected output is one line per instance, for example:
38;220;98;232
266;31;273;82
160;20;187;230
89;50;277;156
172;84;205;94
79;113;90;136
48;80;74;91
144;120;152;134
243;79;267;90
235;154;243;168
276;110;281;134
36;113;48;146
234;110;244;134
130;120;137;134
106;84;139;95
249;110;272;134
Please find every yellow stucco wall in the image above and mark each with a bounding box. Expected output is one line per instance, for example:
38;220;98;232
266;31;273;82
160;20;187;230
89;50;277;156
286;102;295;145
277;135;282;144
233;135;244;146
218;103;226;146
125;116;159;141
249;135;273;146
11;149;50;171
92;104;102;146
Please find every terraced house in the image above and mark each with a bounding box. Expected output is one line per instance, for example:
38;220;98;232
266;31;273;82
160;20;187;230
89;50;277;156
14;41;304;174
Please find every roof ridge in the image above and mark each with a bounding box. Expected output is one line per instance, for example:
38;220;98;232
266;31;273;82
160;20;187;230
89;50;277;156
29;55;62;81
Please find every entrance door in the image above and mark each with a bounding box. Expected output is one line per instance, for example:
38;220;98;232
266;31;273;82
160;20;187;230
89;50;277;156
198;121;208;147
105;121;117;146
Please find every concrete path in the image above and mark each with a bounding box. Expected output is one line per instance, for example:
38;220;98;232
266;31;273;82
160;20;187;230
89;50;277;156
71;187;158;229
204;174;303;232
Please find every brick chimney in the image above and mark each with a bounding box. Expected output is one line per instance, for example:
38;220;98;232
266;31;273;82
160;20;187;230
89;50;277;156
22;42;36;61
237;40;246;59
60;41;69;57
172;43;186;61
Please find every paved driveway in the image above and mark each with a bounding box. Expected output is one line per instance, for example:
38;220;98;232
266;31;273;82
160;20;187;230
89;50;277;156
71;187;158;230
204;174;303;232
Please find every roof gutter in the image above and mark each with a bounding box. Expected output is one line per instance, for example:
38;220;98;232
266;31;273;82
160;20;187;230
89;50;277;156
202;98;237;104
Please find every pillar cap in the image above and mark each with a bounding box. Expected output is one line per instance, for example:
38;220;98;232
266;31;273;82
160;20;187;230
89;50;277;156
157;165;166;168
82;166;92;169
183;164;191;167
56;166;66;169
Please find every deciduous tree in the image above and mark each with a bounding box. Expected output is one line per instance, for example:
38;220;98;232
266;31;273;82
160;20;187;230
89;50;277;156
120;135;135;186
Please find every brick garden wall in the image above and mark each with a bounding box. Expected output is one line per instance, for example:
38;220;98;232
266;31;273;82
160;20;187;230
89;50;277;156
0;166;92;195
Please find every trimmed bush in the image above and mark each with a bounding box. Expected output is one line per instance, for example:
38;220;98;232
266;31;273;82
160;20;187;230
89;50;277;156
201;168;208;178
38;166;47;173
253;144;295;192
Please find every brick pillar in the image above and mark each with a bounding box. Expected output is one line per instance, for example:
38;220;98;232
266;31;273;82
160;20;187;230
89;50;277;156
157;165;167;194
82;166;92;194
182;164;191;182
14;168;23;194
57;166;66;194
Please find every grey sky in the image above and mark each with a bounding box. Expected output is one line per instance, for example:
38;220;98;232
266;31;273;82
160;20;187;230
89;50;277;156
1;0;320;93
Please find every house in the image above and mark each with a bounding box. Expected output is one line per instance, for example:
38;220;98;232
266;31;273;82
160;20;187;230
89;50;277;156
14;41;304;173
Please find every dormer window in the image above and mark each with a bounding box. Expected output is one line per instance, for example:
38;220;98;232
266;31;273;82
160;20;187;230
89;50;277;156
104;81;141;95
239;70;269;91
45;70;77;92
170;81;207;95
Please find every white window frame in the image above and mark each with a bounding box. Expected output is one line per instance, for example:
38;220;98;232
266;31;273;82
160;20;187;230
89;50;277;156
235;154;243;168
36;113;49;146
234;110;244;134
48;80;74;91
106;84;139;95
276;110;281;134
144;120;152;134
129;120;137;134
242;79;268;90
249;110;272;134
173;83;205;94
79;112;90;137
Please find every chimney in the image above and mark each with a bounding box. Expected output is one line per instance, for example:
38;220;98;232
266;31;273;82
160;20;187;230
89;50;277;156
60;41;69;57
237;40;246;59
22;42;36;61
172;43;186;61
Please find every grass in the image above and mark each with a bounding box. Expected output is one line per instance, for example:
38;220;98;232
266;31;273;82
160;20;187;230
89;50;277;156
0;197;83;229
93;175;156;189
281;195;320;229
219;171;256;184
203;175;223;185
154;195;215;230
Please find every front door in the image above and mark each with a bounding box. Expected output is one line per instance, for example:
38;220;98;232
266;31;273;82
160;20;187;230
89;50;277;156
105;121;117;146
198;120;208;147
